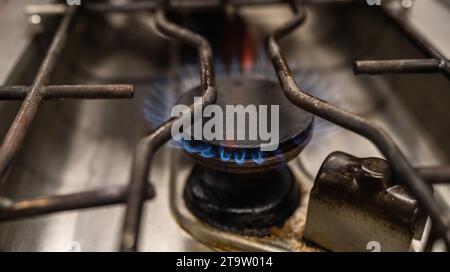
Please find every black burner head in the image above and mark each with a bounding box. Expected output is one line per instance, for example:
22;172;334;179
177;76;313;173
184;165;300;236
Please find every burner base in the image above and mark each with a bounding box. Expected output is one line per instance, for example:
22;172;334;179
183;165;300;236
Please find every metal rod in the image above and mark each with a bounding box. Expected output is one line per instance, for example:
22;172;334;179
266;5;450;248
120;8;217;252
379;5;450;79
354;59;441;75
417;166;450;185
0;184;154;221
353;6;450;78
0;85;134;100
0;8;78;179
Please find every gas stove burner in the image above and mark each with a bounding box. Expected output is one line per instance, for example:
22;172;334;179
184;165;300;236
177;76;313;173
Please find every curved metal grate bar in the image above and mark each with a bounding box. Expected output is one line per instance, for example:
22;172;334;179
119;8;217;252
354;5;450;78
0;7;135;179
266;4;450;249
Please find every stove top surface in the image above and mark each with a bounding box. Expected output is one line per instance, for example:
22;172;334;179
0;0;449;252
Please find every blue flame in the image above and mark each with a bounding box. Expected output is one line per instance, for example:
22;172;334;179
219;148;231;161
234;150;246;165
179;140;270;165
143;53;345;165
200;146;215;158
251;151;264;165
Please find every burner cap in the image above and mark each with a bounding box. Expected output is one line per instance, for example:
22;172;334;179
177;77;313;173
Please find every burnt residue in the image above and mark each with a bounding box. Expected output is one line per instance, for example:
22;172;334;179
184;165;300;236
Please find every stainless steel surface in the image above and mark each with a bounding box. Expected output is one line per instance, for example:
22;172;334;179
385;0;450;59
0;1;449;251
0;0;51;84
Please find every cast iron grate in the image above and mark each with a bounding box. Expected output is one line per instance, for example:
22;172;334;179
0;0;448;252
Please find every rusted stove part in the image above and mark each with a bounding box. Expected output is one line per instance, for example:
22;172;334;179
0;4;142;231
0;85;134;100
354;59;445;75
266;4;450;248
120;8;217;252
0;8;77;179
0;184;154;222
177;77;313;173
417;166;450;185
304;151;427;251
184;165;300;236
0;5;138;227
354;4;450;79
0;7;135;180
